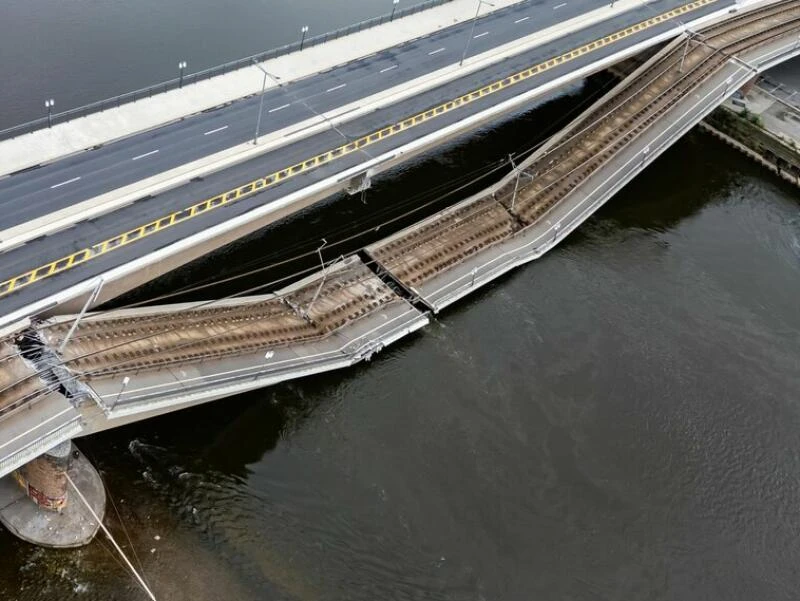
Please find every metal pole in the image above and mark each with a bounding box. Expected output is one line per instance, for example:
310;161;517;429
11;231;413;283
111;376;131;412
460;2;481;67
679;36;690;73
511;169;521;211
460;0;493;67
304;239;329;319
508;154;522;211
58;278;104;354
45;99;54;128
253;69;268;145
300;26;309;50
391;0;399;20
178;61;187;88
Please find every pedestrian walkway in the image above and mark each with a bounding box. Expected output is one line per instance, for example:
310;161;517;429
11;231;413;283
0;0;521;177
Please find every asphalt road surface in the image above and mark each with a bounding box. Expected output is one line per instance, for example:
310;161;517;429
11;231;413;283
2;0;670;228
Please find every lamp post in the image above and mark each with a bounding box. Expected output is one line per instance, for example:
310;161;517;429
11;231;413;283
460;0;494;67
252;61;271;145
678;35;691;73
45;98;55;128
112;376;130;412
300;25;309;50
178;60;187;88
390;0;400;21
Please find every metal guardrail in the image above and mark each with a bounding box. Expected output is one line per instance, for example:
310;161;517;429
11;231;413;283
0;0;454;142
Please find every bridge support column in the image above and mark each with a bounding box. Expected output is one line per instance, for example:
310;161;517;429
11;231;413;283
739;75;759;96
14;440;71;511
0;441;106;548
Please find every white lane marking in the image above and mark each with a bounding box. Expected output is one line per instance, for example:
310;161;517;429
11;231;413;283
474;31;489;38
326;84;346;93
203;125;228;135
429;47;445;55
380;65;398;73
268;103;291;113
514;16;530;23
553;2;567;8
131;149;159;161
50;176;81;189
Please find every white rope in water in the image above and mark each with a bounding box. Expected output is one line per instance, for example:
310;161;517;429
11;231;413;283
65;472;158;601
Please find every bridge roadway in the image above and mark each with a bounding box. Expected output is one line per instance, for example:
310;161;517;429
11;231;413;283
0;0;634;228
0;0;733;326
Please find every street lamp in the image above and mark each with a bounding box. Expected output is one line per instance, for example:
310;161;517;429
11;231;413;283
300;25;309;50
178;60;187;88
44;98;55;128
460;0;495;67
391;0;400;21
252;60;272;145
111;376;131;412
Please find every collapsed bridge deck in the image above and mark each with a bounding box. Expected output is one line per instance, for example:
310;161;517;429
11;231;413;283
35;256;427;418
367;0;800;311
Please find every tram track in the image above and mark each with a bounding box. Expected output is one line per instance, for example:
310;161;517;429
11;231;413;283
367;0;800;293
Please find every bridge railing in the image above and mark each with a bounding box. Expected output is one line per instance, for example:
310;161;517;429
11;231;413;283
0;0;453;142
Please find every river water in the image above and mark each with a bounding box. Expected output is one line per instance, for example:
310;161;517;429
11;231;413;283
2;1;800;600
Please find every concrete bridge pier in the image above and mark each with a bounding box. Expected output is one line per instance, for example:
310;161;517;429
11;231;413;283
0;441;105;547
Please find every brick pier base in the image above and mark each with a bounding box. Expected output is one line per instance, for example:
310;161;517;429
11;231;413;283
13;440;72;512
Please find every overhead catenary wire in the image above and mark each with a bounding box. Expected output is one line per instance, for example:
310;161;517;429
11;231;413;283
65;471;158;601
